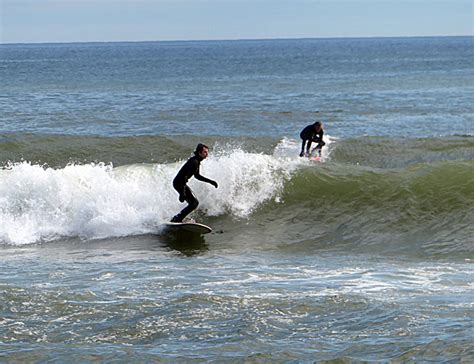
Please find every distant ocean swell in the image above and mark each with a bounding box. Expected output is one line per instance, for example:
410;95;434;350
0;137;472;257
1;133;472;167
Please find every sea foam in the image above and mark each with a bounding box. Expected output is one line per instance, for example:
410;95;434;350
0;142;315;245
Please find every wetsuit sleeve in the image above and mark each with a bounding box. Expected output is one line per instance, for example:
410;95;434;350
195;170;216;185
312;129;324;142
194;164;216;186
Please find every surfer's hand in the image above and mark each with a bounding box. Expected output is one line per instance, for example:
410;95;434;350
179;194;185;202
211;180;218;188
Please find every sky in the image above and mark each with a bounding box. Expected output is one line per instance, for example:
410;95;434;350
1;0;472;44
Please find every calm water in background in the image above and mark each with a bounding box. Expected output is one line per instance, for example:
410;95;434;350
0;37;473;362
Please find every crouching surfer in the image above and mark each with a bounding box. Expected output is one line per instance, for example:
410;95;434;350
299;121;325;157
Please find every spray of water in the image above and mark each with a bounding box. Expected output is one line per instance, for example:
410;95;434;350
1;139;334;245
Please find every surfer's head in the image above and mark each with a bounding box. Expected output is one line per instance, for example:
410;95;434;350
194;143;209;160
314;121;322;132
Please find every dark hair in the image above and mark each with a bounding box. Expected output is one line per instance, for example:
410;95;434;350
314;121;322;127
195;143;209;154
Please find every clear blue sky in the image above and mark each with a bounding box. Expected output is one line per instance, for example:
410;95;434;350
1;0;472;43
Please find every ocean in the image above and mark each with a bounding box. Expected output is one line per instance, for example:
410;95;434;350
0;37;473;362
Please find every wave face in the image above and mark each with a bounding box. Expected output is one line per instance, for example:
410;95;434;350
0;136;472;259
274;160;473;258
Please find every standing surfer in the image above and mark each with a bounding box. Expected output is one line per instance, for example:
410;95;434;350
171;143;218;223
299;121;325;157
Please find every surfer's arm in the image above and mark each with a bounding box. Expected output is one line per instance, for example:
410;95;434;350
173;158;196;199
172;176;186;200
195;173;218;188
312;130;323;142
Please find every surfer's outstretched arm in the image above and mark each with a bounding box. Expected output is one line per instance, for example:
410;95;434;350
195;173;218;188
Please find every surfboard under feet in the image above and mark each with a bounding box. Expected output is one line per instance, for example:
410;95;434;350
162;222;212;234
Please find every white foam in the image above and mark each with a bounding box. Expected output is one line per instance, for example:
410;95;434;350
273;135;336;161
0;140;330;245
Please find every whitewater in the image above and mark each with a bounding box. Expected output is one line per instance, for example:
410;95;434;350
1;137;471;262
0;139;327;244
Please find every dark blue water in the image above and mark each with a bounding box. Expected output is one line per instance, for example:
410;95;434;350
1;37;473;137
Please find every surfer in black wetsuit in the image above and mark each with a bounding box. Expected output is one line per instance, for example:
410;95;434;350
171;143;218;223
299;121;325;157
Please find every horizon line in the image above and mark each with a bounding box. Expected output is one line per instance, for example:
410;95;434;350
1;34;472;46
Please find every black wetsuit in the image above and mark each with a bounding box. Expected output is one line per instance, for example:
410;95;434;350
300;124;325;156
171;154;216;222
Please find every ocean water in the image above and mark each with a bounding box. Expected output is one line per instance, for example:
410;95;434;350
1;37;473;362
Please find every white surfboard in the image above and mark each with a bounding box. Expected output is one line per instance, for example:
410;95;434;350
162;222;212;234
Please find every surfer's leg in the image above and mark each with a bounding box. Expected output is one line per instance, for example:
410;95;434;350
171;186;199;222
300;139;307;157
305;140;313;156
173;181;186;202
